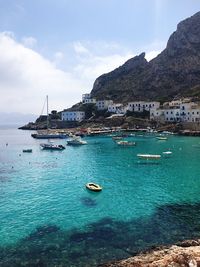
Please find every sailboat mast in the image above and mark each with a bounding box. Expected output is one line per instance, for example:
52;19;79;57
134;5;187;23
46;95;49;129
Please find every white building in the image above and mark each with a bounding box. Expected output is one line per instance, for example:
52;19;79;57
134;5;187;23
96;100;113;110
168;100;181;107
128;101;160;112
150;109;164;121
164;108;181;122
61;111;85;122
108;103;126;114
180;102;200;122
82;93;96;104
150;100;200;123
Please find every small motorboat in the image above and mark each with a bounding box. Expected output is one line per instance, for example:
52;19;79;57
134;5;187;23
162;151;172;155
40;143;65;150
86;183;102;192
137;154;161;160
117;140;136;146
67;136;87;146
23;149;32;153
156;136;167;140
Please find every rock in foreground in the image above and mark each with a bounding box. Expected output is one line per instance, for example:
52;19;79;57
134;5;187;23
100;240;200;267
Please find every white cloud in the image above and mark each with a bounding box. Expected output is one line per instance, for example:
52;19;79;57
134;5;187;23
73;41;89;55
145;50;161;61
0;33;84;114
74;53;134;82
22;36;37;48
0;35;163;115
53;51;64;66
54;51;64;60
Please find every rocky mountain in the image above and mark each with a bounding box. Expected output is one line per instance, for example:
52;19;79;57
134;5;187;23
91;12;200;103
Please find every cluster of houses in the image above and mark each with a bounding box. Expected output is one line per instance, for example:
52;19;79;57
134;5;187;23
61;93;200;124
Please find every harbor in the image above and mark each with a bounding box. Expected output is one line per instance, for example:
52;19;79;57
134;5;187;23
0;126;200;266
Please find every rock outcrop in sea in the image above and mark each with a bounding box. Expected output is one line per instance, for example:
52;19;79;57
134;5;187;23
91;12;200;102
100;239;200;267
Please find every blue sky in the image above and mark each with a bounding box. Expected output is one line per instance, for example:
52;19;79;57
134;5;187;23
0;0;200;114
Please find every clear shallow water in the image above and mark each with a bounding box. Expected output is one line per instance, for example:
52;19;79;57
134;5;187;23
0;128;200;266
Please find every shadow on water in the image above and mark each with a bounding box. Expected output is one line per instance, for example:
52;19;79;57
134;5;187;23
80;197;97;207
1;202;200;266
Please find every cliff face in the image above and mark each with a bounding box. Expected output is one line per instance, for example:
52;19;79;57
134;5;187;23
91;12;200;102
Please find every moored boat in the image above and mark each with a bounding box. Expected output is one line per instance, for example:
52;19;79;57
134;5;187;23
156;136;168;140
137;154;161;160
31;96;68;139
162;151;172;155
40;143;65;150
86;183;102;192
117;140;136;146
32;132;68;139
23;149;32;153
67;136;87;145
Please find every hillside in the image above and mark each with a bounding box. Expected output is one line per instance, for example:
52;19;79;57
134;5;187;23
91;12;200;102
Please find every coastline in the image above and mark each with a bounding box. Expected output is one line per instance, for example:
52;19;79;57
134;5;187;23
100;239;200;267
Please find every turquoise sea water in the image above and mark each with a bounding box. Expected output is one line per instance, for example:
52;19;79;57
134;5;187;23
0;127;200;266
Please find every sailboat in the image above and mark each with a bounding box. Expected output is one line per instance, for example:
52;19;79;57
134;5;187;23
31;96;68;139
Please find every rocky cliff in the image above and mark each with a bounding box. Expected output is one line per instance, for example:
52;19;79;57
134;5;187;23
100;239;200;267
91;12;200;102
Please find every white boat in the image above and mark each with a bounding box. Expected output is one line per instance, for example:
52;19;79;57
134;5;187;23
156;136;168;140
40;143;65;150
162;151;172;155
137;154;161;160
67;136;87;146
32;132;68;139
86;183;102;192
31;96;68;139
117;140;136;146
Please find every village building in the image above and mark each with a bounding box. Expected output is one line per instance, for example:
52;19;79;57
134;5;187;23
180;102;200;122
150;108;164;122
96;100;113;110
82;93;96;104
150;99;200;123
108;103;126;114
61;110;85;122
128;101;160;112
164;108;181;122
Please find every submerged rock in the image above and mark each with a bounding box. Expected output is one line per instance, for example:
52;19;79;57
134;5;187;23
80;197;97;207
25;224;60;241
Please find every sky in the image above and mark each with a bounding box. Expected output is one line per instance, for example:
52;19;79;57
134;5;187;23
0;0;200;115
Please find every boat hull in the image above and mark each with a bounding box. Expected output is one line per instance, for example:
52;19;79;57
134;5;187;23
40;144;65;150
86;183;102;192
31;133;68;139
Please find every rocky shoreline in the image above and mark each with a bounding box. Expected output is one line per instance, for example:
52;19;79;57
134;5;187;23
100;239;200;267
